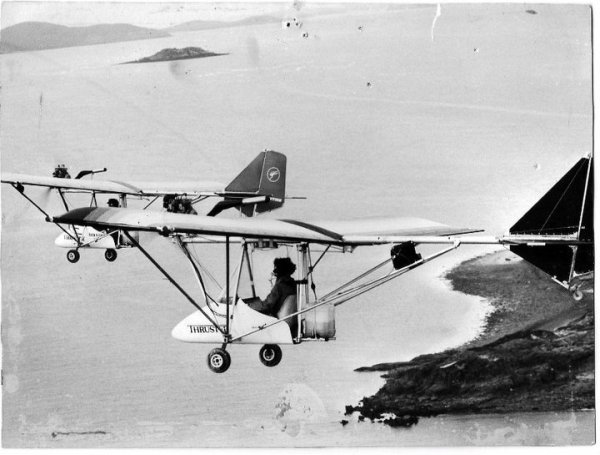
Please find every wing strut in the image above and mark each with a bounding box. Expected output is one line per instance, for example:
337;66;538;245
326;241;460;306
143;196;160;210
10;183;80;244
57;189;70;211
226;236;231;336
122;231;227;336
174;236;221;313
229;241;461;342
243;243;257;298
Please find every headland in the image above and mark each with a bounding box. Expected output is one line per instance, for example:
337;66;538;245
347;250;594;427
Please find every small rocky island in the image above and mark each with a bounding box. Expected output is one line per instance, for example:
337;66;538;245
346;251;594;428
124;47;227;64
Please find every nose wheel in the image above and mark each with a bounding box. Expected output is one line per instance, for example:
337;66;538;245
66;249;80;263
259;344;282;367
207;348;231;373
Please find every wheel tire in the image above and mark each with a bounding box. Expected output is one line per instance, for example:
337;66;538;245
259;344;282;367
66;250;80;263
105;249;117;262
572;290;584;301
207;348;231;373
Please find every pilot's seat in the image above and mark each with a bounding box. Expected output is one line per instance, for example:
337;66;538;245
277;295;297;336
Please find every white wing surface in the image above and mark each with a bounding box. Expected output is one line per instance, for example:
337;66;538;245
1;173;225;196
53;207;481;246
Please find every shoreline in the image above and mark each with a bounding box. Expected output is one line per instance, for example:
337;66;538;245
443;250;591;346
347;250;594;428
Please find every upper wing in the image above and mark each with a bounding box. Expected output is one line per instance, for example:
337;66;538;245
52;207;480;245
1;173;225;196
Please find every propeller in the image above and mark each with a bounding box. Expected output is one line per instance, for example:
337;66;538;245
39;186;53;211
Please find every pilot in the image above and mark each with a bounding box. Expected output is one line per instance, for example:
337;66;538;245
248;257;297;317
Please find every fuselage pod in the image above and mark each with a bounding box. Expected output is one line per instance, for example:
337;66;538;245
171;299;294;344
54;226;117;249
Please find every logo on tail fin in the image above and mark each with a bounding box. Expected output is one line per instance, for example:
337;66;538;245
267;167;281;183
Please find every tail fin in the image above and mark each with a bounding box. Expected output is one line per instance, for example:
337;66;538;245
208;150;286;217
509;156;593;285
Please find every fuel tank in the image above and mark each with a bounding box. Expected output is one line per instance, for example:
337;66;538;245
302;304;336;340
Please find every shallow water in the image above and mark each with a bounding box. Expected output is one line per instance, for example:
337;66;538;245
1;4;593;447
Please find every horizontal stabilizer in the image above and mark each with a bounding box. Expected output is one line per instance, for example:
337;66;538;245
510;244;576;283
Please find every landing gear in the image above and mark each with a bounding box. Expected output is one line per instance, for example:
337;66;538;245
66;249;80;263
104;249;118;262
207;348;231;373
259;344;282;367
571;289;584;301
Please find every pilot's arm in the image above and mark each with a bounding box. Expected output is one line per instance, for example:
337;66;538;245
248;284;281;315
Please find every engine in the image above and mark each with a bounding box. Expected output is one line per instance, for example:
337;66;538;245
390;242;422;270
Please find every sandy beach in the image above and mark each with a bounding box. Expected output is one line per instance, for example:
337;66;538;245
350;250;594;426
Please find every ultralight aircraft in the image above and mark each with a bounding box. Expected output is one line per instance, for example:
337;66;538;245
2;150;289;263
2;154;593;373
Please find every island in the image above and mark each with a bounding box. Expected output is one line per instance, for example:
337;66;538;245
0;22;170;53
346;250;594;427
123;47;227;64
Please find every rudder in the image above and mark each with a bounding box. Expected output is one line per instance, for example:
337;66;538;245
208;150;286;217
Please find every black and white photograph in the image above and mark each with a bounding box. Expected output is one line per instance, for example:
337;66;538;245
0;1;595;448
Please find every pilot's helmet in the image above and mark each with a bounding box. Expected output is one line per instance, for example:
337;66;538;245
273;257;296;277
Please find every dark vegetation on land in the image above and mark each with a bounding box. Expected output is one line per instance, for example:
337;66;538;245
123;47;226;64
345;251;594;428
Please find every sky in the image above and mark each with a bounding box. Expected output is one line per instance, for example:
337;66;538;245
0;0;345;29
1;0;592;29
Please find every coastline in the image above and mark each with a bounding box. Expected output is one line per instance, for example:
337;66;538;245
444;250;592;346
347;250;594;427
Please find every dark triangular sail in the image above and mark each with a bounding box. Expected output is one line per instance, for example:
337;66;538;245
509;156;593;283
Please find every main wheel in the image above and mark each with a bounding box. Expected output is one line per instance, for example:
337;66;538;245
259;344;282;367
207;348;231;373
572;289;584;301
66;250;80;263
105;249;117;262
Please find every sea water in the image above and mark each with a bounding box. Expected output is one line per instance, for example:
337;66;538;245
1;4;593;446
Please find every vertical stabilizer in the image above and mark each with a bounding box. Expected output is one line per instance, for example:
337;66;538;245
208;150;287;216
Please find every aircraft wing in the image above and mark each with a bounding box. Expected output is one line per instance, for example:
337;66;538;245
52;207;480;245
121;181;226;196
1;173;225;196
